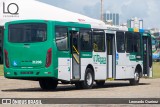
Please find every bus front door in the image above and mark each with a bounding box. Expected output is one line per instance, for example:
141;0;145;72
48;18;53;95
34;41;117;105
142;35;152;77
70;30;81;80
106;33;116;79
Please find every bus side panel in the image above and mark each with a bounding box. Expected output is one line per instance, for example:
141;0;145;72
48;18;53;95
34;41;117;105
93;52;106;80
125;54;136;79
80;58;93;80
116;53;126;79
58;58;71;81
125;61;137;78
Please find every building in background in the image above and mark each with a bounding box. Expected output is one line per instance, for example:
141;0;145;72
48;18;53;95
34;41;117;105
103;12;119;26
150;28;160;36
150;28;160;41
127;17;143;29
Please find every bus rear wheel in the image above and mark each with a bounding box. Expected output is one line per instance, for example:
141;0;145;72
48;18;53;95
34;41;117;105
129;70;140;85
39;78;58;90
81;68;94;89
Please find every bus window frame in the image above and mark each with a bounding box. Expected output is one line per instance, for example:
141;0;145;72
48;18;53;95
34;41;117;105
116;31;125;53
8;23;47;43
92;29;105;52
55;26;69;51
125;31;133;53
133;32;141;54
79;28;92;52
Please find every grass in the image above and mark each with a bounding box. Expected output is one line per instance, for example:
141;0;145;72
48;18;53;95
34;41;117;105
0;65;3;76
152;62;160;78
0;62;159;78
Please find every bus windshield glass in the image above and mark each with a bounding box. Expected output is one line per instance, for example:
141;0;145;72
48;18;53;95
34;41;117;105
8;23;47;43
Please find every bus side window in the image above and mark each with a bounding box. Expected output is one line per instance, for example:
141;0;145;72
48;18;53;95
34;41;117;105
125;32;133;53
93;30;105;52
55;26;68;51
80;29;92;51
133;32;141;54
116;31;125;53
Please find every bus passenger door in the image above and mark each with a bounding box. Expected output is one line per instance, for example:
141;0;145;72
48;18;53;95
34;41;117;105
106;33;116;79
142;35;152;77
69;29;81;80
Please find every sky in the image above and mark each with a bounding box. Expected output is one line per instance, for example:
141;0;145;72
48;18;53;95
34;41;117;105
38;0;160;29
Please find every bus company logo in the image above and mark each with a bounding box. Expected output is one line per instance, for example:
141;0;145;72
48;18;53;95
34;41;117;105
2;2;19;17
93;54;106;64
129;55;136;60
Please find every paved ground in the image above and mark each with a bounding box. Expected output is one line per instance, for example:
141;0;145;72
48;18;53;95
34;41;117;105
0;76;160;107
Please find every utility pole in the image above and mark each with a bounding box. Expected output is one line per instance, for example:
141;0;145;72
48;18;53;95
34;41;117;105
100;0;104;21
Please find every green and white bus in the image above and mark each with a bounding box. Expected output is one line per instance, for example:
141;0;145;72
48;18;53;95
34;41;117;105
4;20;152;90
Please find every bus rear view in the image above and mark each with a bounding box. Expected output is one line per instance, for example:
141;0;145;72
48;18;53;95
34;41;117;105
4;20;58;89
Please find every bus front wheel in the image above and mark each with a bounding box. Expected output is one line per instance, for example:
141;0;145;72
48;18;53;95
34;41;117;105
39;78;58;90
82;68;94;89
129;70;140;85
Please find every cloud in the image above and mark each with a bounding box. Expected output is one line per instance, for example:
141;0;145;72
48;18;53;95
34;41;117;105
83;3;100;19
38;0;160;29
120;0;149;22
38;0;99;14
145;0;160;28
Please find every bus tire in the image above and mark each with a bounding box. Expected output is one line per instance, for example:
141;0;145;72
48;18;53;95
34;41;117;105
39;78;58;90
82;68;94;89
96;80;105;87
129;69;140;85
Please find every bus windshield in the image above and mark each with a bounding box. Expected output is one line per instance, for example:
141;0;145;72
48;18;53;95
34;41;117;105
8;23;47;43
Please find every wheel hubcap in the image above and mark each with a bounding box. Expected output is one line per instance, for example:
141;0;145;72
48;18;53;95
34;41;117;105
134;72;139;81
86;73;92;85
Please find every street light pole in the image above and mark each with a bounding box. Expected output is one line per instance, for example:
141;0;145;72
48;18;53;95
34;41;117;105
101;0;104;21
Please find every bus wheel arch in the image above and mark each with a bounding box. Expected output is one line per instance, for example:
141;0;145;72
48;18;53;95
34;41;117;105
86;64;95;80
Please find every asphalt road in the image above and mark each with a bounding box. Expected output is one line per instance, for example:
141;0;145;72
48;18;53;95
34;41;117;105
0;76;160;107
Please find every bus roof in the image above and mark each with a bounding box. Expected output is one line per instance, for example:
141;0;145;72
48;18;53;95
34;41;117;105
6;20;91;29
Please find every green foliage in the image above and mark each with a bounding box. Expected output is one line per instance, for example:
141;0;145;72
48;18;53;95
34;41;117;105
153;62;160;78
0;65;3;76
